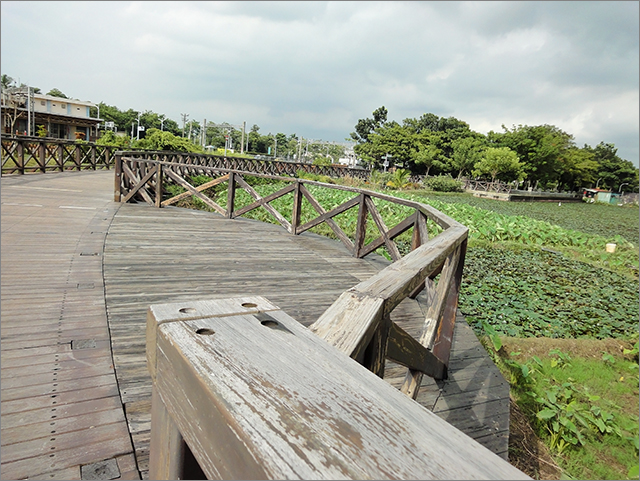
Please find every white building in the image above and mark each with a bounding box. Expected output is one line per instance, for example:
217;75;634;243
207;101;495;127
1;87;102;141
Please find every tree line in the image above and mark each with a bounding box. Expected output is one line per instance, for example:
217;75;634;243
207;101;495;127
350;107;639;193
92;103;347;163
1;74;349;163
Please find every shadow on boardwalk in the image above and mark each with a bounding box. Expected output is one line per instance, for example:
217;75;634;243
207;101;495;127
2;171;510;480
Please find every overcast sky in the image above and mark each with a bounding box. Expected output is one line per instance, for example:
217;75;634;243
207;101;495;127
2;1;638;165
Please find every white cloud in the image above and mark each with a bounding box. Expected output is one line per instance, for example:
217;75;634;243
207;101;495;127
1;1;637;165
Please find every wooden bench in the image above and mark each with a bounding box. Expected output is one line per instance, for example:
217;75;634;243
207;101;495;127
146;297;528;480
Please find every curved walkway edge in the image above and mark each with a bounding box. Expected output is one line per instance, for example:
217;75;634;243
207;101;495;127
1;171;138;480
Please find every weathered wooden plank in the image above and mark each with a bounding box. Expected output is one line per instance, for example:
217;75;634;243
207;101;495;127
149;298;527;479
309;290;384;361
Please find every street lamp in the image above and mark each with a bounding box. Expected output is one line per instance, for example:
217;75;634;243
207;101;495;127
383;154;391;172
595;177;602;188
619;183;629;193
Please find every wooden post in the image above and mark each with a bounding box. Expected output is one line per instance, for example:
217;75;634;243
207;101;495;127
361;314;391;377
354;193;368;258
38;141;46;173
91;144;97;170
431;238;467;372
74;144;82;170
291;181;302;235
155;163;163;208
146;297;529;480
409;211;431;299
57;144;64;171
149;386;188;480
226;171;235;218
114;153;122;202
16;140;24;175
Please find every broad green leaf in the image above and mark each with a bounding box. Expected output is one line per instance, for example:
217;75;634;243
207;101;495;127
537;408;557;420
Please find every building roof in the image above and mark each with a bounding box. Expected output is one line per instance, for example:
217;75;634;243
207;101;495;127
33;93;97;108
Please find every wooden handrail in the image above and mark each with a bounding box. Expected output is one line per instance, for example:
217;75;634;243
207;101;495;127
1;137;117;175
146;297;529;480
119;149;371;180
118;155;468;386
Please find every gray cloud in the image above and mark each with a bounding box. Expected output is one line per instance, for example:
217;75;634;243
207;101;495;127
2;1;637;164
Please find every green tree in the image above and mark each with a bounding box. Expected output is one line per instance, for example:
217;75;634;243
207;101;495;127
488;124;574;185
136;128;203;153
1;74;15;89
96;130;132;149
473;147;525;182
558;147;599;191
586;142;639;192
403;113;475;162
351;106;389;165
412;141;445;177
450;137;486;179
46;88;68;98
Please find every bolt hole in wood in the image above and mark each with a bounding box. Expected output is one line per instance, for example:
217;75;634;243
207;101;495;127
179;307;196;314
241;302;257;308
196;328;215;336
261;320;279;328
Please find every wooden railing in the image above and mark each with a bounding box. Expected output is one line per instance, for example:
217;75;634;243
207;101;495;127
121;149;371;180
117;153;468;387
463;179;513;193
1;137;118;175
146;297;528;480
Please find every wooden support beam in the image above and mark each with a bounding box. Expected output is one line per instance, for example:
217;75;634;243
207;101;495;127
357;214;415;259
161;173;229;207
163;168;226;215
364;196;402;261
386;321;446;378
122;162;154;204
233;176;292;230
122;164;157;204
298;184;355;250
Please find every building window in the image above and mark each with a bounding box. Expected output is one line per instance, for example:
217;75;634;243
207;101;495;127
61;104;66;109
40;100;45;105
50;123;68;139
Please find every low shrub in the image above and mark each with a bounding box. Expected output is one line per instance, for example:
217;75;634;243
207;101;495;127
424;175;463;192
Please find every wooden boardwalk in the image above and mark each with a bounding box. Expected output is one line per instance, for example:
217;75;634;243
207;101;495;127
1;171;138;480
2;171;510;480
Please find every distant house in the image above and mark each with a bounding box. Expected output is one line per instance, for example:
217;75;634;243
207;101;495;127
583;188;621;204
1;86;102;141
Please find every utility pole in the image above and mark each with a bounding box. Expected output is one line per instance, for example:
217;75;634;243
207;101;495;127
241;121;246;154
181;113;189;137
26;86;31;136
160;116;165;131
202;118;206;146
136;111;141;140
